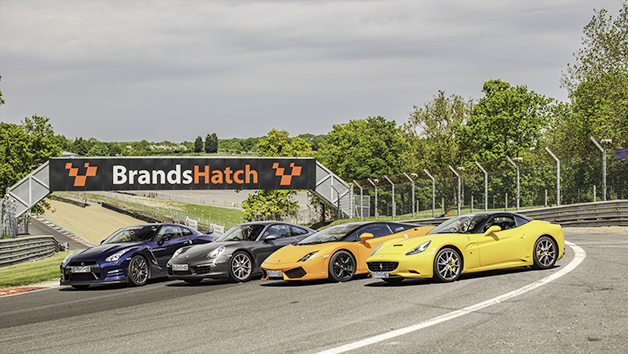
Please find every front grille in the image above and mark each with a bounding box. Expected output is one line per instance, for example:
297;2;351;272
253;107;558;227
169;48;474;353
69;261;98;266
173;270;193;276
284;267;306;279
367;262;398;272
67;273;99;281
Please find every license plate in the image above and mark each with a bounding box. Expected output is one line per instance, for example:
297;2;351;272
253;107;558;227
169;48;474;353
71;266;91;273
266;270;282;277
172;264;189;271
372;271;389;279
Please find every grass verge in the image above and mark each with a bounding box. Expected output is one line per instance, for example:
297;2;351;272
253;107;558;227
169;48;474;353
0;251;72;288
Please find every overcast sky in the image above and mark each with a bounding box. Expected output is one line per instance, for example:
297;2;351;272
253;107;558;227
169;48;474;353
0;0;624;142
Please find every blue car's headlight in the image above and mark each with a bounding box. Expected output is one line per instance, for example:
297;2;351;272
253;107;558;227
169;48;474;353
61;253;73;267
298;251;317;262
370;243;383;257
406;241;431;256
106;250;128;263
208;246;226;259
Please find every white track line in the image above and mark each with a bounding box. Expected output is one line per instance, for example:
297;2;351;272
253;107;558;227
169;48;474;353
319;241;586;354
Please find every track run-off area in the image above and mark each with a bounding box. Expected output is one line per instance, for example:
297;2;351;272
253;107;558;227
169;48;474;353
1;228;627;353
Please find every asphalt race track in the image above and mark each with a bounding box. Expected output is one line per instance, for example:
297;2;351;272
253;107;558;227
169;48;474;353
1;229;627;353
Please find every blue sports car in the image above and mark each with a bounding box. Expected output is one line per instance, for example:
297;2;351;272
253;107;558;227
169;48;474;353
60;223;215;289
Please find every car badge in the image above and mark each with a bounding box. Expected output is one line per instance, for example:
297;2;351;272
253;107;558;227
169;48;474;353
81;262;84;266
278;260;281;263
379;264;383;270
467;236;471;241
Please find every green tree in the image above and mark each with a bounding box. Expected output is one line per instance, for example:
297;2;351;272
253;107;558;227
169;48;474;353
72;137;91;156
241;129;312;221
555;2;628;155
317;116;409;182
459;80;553;169
1;116;62;201
209;133;218;153
194;136;203;153
403;91;473;174
0;76;4;105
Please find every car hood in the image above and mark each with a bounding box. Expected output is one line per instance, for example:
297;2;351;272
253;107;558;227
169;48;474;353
171;241;241;261
265;243;337;264
375;233;462;256
69;242;144;261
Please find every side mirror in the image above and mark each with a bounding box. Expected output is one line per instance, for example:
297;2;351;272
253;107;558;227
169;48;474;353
359;233;374;242
483;225;501;236
158;234;172;243
264;235;277;242
100;240;105;245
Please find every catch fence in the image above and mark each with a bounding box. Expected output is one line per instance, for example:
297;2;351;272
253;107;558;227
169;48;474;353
350;152;628;220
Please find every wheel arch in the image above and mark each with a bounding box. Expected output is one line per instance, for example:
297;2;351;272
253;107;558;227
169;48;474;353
434;244;465;270
325;248;357;274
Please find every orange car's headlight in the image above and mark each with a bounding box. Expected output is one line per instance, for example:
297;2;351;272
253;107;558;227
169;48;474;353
298;251;318;262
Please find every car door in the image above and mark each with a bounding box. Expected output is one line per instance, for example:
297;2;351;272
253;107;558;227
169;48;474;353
478;215;526;267
151;225;191;268
352;223;396;273
254;224;296;266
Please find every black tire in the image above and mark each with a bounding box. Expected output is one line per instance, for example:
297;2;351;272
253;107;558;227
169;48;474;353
71;285;89;290
228;252;253;282
184;279;202;285
433;247;462;282
128;255;150;286
532;236;557;270
382;277;404;284
328;250;356;282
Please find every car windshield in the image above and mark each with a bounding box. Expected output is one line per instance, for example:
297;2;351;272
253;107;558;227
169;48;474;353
297;224;359;245
216;224;265;242
428;214;488;234
102;225;160;244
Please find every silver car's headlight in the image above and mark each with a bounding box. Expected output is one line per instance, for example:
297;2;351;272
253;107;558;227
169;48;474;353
370;243;383;257
208;246;226;259
406;241;431;256
298;251;317;262
172;248;184;259
106;250;127;263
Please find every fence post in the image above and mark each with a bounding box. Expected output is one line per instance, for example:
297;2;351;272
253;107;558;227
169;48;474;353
403;173;416;218
353;180;363;219
448;166;461;216
424;170;436;218
384;176;395;220
545;147;561;206
591;137;611;201
368;178;378;219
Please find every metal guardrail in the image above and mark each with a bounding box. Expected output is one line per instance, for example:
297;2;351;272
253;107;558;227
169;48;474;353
405;200;628;228
519;200;628;227
0;235;60;268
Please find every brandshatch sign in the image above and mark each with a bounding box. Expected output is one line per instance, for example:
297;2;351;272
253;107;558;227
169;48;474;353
49;157;316;191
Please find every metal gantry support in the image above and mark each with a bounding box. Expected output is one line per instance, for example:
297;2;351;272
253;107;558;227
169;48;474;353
590;137;611;201
403;172;416;218
474;161;488;212
353;180;363;219
367;178;378;219
506;156;522;211
384;176;395;219
545;147;561;206
424;169;436;217
448;166;461;215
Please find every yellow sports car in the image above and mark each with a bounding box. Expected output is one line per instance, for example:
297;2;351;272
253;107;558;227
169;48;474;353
261;222;434;282
366;212;564;283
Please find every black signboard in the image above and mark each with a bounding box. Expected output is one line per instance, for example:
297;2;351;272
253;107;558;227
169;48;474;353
49;157;317;191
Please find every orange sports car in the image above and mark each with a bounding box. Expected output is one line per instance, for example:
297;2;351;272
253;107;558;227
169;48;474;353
261;221;434;282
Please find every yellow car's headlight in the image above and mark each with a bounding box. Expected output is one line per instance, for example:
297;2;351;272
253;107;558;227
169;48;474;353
406;241;431;255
